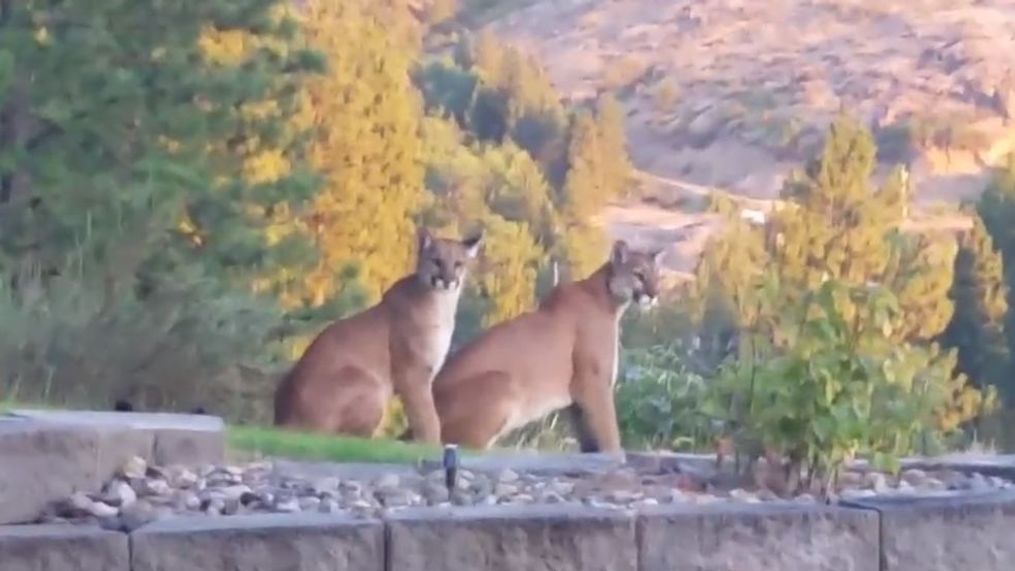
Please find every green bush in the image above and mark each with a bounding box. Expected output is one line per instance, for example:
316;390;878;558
703;277;991;495
0;262;285;418
616;344;715;451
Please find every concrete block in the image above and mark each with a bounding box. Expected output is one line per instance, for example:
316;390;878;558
0;421;102;524
845;490;1015;571
387;504;637;571
0;524;129;571
638;502;879;571
130;513;383;571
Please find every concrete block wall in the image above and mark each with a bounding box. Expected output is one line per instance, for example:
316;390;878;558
3;494;1015;570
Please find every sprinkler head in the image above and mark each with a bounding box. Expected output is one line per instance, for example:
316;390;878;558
443;444;459;492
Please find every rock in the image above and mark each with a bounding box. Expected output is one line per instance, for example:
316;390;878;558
217;485;253;502
119;502;162;532
897;480;915;493
729;488;760;503
494;483;519;497
273;497;300;513
122;456;148;480
606;490;642;504
375;474;400;490
86;500;119;518
864;472;890;493
167;467;198;489
134;477;172;497
902;469;928;486
313;477;341;494
299;497;322;512
104;479;138;508
923;478;947;491
794;493;816;503
497;469;520;483
757;489;779;502
549;480;576;496
422;482;449;504
239;491;261;507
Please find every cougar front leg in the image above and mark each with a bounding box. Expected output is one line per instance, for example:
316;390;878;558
394;369;442;445
571;374;622;454
566;404;600;453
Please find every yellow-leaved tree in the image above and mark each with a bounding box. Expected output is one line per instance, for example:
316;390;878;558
296;0;425;304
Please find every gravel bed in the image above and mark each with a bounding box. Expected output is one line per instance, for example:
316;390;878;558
35;456;1014;531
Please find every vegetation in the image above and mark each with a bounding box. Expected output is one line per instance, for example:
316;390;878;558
228;426;443;465
2;0;1013;472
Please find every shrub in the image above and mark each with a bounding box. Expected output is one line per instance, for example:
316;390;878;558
702;277;996;495
0;262;286;418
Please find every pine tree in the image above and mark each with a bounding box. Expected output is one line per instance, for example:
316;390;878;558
976;154;1015;395
0;0;318;293
941;215;1009;392
296;0;425;303
769;116;950;341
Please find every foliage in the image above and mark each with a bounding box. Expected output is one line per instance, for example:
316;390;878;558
615;344;713;451
705;278;994;495
976;155;1015;401
0;0;328;410
940;214;1009;395
295;0;425;303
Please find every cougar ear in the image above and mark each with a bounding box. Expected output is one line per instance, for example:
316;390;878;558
417;227;433;251
610;240;630;266
652;248;666;265
462;229;484;259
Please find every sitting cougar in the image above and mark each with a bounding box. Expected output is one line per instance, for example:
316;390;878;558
432;240;663;453
273;228;483;443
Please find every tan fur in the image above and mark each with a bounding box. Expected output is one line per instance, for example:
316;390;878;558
273;228;483;443
433;240;664;453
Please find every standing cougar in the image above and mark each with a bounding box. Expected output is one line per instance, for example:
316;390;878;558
273;228;483;443
432;240;663;453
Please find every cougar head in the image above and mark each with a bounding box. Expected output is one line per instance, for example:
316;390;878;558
415;228;484;292
606;240;665;309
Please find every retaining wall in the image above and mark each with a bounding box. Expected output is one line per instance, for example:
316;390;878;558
4;413;1015;570
3;494;1015;571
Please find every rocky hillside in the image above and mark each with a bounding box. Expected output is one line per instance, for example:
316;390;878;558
483;0;1015;275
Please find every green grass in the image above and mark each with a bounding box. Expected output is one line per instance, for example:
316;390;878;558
226;425;453;465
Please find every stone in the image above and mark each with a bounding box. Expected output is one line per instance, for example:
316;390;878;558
638;503;879;571
168;467;199;489
375;473;401;490
0;421;104;524
497;469;520;483
131;513;383;571
864;471;890;493
273;497;301;513
387;505;637;571
0;524;130;571
845;491;1015;571
901;469;928;486
105;480;138;508
122;456;149;479
86;500;119;518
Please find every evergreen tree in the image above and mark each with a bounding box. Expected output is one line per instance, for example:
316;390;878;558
769;116;951;341
941;215;1009;393
976;154;1015;395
